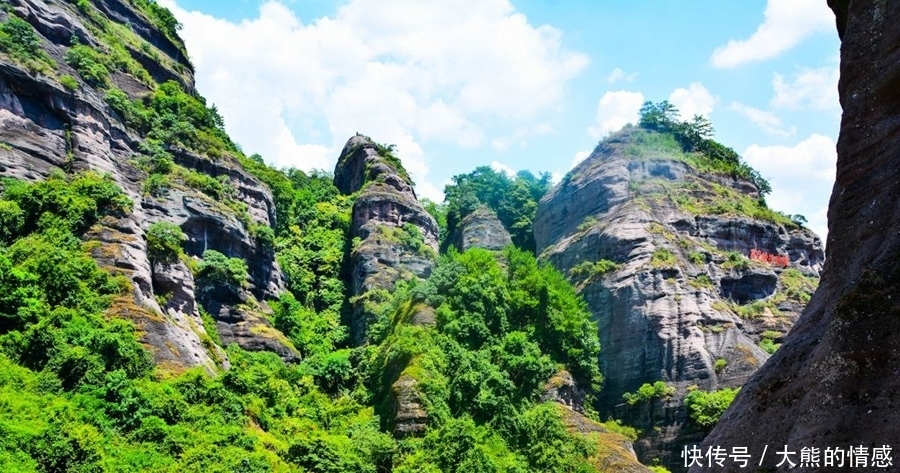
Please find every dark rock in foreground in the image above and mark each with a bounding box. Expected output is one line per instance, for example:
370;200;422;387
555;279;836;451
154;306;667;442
695;2;900;471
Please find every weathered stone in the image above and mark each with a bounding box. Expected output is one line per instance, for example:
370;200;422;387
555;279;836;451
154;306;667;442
0;0;292;371
455;206;512;252
334;134;439;344
390;374;428;438
695;2;900;471
535;126;824;470
555;405;653;473
541;369;587;413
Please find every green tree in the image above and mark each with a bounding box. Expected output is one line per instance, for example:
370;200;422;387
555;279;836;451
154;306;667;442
683;388;739;428
442;167;551;252
195;250;248;288
146;221;185;265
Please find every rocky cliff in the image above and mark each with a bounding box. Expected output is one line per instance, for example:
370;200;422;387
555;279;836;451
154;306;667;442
455;205;512;252
334;134;439;345
535;126;824;469
696;2;900;471
0;0;293;372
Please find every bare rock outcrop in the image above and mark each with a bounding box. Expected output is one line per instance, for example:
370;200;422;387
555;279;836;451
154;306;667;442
0;0;292;372
535;127;824;469
695;2;900;471
334;134;439;345
455;205;512;252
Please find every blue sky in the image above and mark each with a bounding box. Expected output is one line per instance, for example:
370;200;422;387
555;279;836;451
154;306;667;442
159;0;840;240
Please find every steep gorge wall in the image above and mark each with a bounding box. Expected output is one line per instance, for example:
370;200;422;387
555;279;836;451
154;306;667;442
696;2;900;471
535;128;824;469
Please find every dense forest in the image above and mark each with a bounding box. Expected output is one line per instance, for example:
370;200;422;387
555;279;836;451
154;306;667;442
0;161;612;472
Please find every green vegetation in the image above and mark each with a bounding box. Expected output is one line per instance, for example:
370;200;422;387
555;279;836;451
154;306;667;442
683;388;739;428
638;101;771;197
443;166;552;252
0;14;55;74
195;250;248;288
65;42;111;87
673;182;795;227
689;274;714;290
569;259;618;280
650;248;677;269
759;338;779;354
577;216;598;233
600;418;639;440
622;381;675;406
132;0;183;41
714;358;727;374
721;251;749;271
378;223;435;257
780;268;818;303
145;221;185;265
59;74;79;92
759;330;782;354
0;4;664;467
688;251;706;265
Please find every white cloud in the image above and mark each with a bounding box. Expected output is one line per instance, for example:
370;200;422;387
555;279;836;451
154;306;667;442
491;123;554;151
490;160;516;177
607;67;638;84
668;82;716;119
730;102;796;137
771;66;839;110
743;134;837;240
161;0;587;196
588;90;644;139
571;149;591;168
710;0;834;68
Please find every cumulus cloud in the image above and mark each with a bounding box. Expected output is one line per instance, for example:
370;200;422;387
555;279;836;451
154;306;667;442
730;102;796;137
588;90;644;139
160;0;587;199
490;160;516;177
606;67;638;84
771;65;840;110
668;82;716;119
710;0;834;68
490;123;554;151
743;134;837;240
571;149;591;168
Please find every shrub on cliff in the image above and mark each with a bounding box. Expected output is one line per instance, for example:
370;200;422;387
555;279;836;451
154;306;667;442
683;387;739;428
0;15;54;74
146;221;185;265
195;250;248;288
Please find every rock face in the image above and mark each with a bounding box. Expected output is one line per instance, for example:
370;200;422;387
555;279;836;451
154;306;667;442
334;134;439;345
0;0;292;372
455;206;512;252
695;3;900;471
535;127;824;470
551;404;652;473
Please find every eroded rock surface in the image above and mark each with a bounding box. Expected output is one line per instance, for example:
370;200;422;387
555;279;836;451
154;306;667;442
695;2;900;471
334;134;439;344
455;206;512;252
535;127;824;469
0;0;291;372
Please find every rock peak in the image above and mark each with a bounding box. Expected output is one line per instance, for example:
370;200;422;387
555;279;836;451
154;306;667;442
334;134;415;197
332;134;438;346
536;123;824;469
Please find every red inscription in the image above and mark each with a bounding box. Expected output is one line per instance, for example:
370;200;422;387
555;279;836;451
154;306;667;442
749;249;789;267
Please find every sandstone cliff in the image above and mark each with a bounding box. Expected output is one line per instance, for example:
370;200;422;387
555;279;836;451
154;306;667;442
454;205;512;252
0;0;292;372
695;2;900;471
334;134;439;345
535;126;824;469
